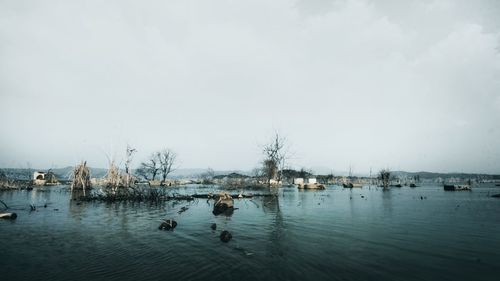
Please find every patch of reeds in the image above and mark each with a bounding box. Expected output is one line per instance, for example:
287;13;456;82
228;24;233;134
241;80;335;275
104;161;123;190
71;161;91;191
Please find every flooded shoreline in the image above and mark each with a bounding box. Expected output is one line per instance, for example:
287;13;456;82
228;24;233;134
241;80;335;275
2;184;500;281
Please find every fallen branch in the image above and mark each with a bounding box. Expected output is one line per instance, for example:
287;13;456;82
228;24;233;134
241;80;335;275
0;199;8;209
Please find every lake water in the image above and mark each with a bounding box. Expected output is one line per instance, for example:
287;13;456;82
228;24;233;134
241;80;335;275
1;184;500;281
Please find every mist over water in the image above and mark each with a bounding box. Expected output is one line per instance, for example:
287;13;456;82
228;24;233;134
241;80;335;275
2;184;500;281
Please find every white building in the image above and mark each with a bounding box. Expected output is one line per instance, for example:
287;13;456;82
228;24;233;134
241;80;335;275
33;171;46;185
294;178;304;185
306;178;317;184
33;171;46;180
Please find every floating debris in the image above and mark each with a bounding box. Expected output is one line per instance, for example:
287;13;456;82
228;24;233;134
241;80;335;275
178;206;189;214
211;223;217;230
491;194;500;198
220;230;232;242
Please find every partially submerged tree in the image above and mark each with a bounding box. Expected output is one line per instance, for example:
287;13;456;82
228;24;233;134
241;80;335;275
200;167;215;184
158;149;177;185
71;161;91;193
263;159;278;183
137;152;161;181
104;161;122;190
378;169;391;188
45;169;58;184
124;145;137;187
262;132;288;186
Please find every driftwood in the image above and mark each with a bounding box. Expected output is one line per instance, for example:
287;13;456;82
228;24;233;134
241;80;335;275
0;199;8;209
0;212;17;219
0;199;16;219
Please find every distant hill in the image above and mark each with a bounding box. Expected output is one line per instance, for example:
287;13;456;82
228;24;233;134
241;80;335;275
0;167;250;180
170;169;251;179
1;166;498;181
391;171;500;180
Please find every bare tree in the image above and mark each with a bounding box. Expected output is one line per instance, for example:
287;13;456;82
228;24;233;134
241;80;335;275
378;169;391;188
200;167;215;184
137;152;161;181
262;132;288;185
124;145;137;187
159;149;177;185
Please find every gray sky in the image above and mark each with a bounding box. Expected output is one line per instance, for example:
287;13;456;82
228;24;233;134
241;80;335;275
1;0;500;174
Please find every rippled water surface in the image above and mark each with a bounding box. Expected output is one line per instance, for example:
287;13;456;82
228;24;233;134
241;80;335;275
1;184;500;281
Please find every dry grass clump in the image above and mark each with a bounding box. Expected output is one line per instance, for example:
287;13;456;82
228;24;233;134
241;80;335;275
71;161;91;192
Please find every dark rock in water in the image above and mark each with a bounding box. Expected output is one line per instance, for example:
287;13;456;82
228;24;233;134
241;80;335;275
491;193;500;198
220;230;232;243
44;204;47;208
211;223;217;230
159;219;177;231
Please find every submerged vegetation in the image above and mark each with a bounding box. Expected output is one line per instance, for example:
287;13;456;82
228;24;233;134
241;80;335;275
104;161;123;190
378;169;391;188
79;186;272;203
70;161;91;192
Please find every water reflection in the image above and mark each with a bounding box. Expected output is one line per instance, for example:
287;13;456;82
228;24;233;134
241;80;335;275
382;187;393;216
2;184;500;281
69;190;86;220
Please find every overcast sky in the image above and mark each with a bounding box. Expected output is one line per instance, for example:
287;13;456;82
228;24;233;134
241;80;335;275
1;0;500;174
